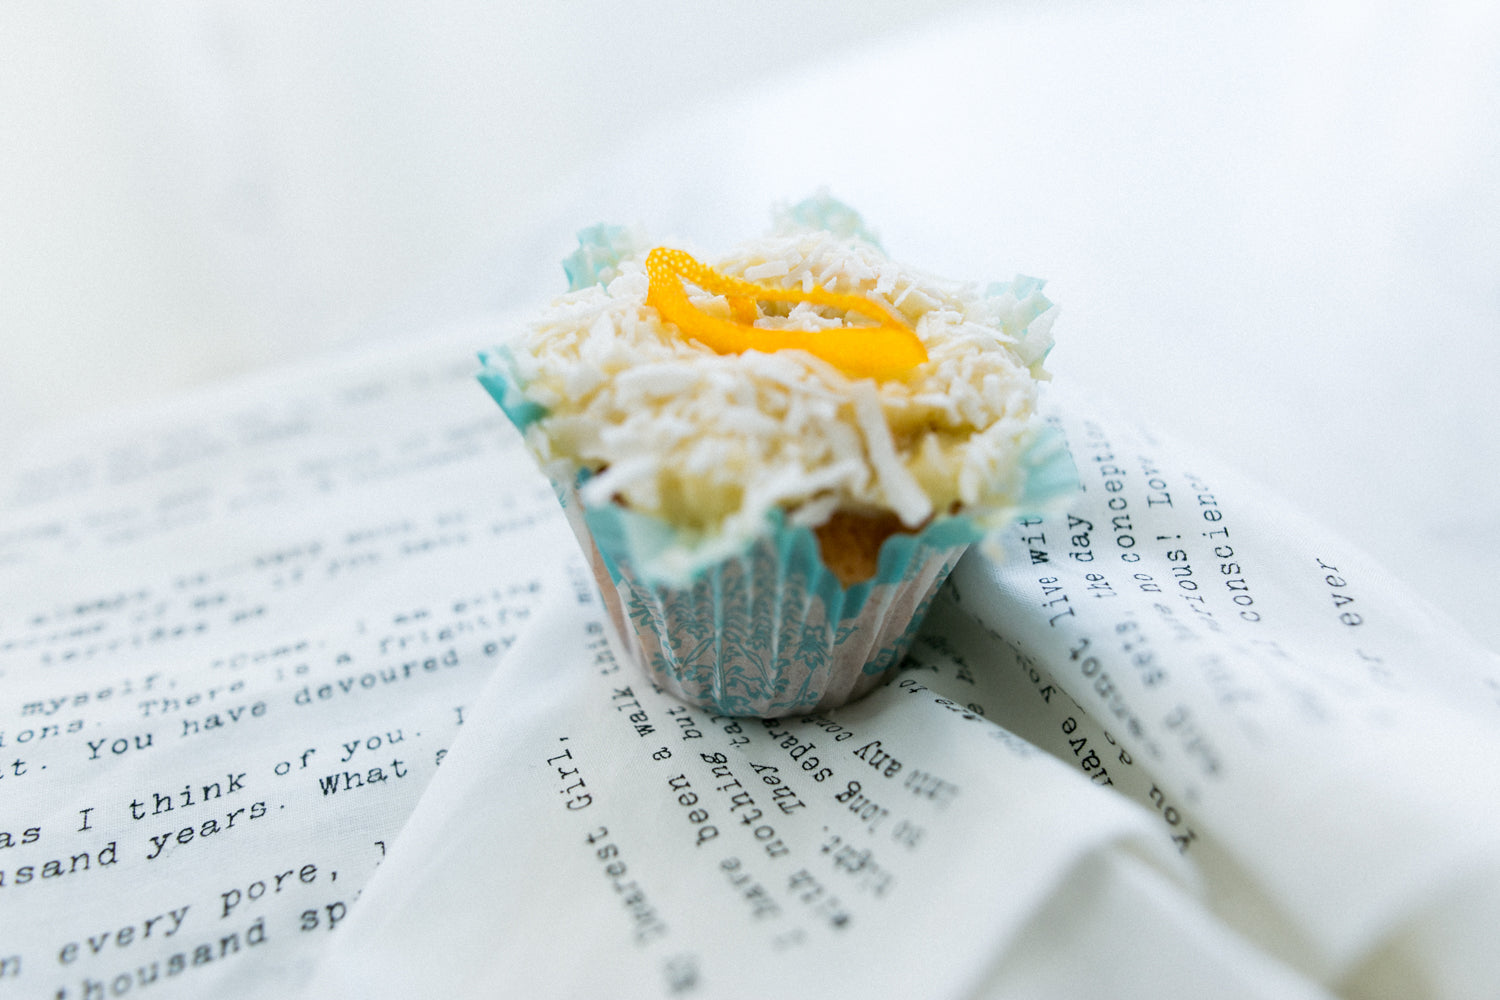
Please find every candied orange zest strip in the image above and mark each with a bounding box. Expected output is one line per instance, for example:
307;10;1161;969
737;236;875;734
645;247;927;379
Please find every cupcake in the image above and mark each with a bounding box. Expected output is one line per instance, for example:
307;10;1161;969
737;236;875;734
480;194;1073;716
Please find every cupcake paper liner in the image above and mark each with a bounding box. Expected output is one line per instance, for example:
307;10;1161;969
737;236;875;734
565;479;974;716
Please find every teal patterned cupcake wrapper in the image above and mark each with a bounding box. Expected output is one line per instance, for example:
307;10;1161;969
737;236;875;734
555;477;972;716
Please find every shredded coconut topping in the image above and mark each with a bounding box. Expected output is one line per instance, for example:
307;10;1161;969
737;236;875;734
506;230;1055;547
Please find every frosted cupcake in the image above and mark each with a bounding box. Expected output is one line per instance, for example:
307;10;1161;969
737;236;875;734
480;195;1073;716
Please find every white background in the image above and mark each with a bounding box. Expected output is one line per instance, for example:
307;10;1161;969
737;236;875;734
3;1;1496;651
1;0;976;430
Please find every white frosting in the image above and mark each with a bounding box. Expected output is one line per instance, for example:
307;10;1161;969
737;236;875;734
506;231;1054;550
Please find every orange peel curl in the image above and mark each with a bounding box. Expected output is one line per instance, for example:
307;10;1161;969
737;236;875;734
644;247;927;380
